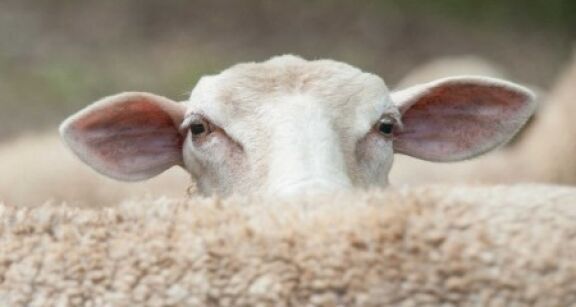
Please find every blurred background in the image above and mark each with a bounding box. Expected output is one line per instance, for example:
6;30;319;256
1;0;575;206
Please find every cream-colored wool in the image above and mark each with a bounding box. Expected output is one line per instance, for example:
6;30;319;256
1;184;576;306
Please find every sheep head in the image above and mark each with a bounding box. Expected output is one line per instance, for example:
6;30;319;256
60;55;536;196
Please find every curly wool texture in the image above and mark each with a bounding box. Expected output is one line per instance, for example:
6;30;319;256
1;185;576;306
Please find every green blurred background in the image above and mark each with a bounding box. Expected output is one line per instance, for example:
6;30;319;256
1;0;575;140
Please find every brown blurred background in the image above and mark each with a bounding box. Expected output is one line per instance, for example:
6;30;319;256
1;0;575;139
1;0;575;206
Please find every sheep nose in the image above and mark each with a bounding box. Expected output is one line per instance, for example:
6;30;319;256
263;94;353;196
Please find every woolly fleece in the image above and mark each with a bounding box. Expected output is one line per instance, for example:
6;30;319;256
1;184;576;306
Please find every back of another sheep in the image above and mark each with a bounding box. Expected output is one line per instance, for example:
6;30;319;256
0;133;189;207
1;184;575;306
392;51;576;187
518;50;576;184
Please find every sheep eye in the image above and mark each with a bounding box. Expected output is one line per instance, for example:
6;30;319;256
189;121;209;136
190;124;206;135
378;122;394;135
182;115;214;139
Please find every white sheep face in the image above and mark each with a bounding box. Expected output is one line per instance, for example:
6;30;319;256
60;55;536;197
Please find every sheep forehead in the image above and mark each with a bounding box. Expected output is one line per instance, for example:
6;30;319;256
188;55;392;123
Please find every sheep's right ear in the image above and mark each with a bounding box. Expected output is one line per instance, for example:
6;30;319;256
391;77;536;162
59;92;186;181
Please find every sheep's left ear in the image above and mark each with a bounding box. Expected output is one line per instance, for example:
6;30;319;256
391;76;536;162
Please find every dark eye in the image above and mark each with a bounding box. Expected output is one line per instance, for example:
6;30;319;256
378;122;394;135
189;119;210;137
190;123;206;135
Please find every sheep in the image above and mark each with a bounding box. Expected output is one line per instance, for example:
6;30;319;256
1;184;576;306
514;48;576;184
4;54;574;207
59;55;536;197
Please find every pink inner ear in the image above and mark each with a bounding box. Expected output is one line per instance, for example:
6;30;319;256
394;83;531;161
65;95;185;180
